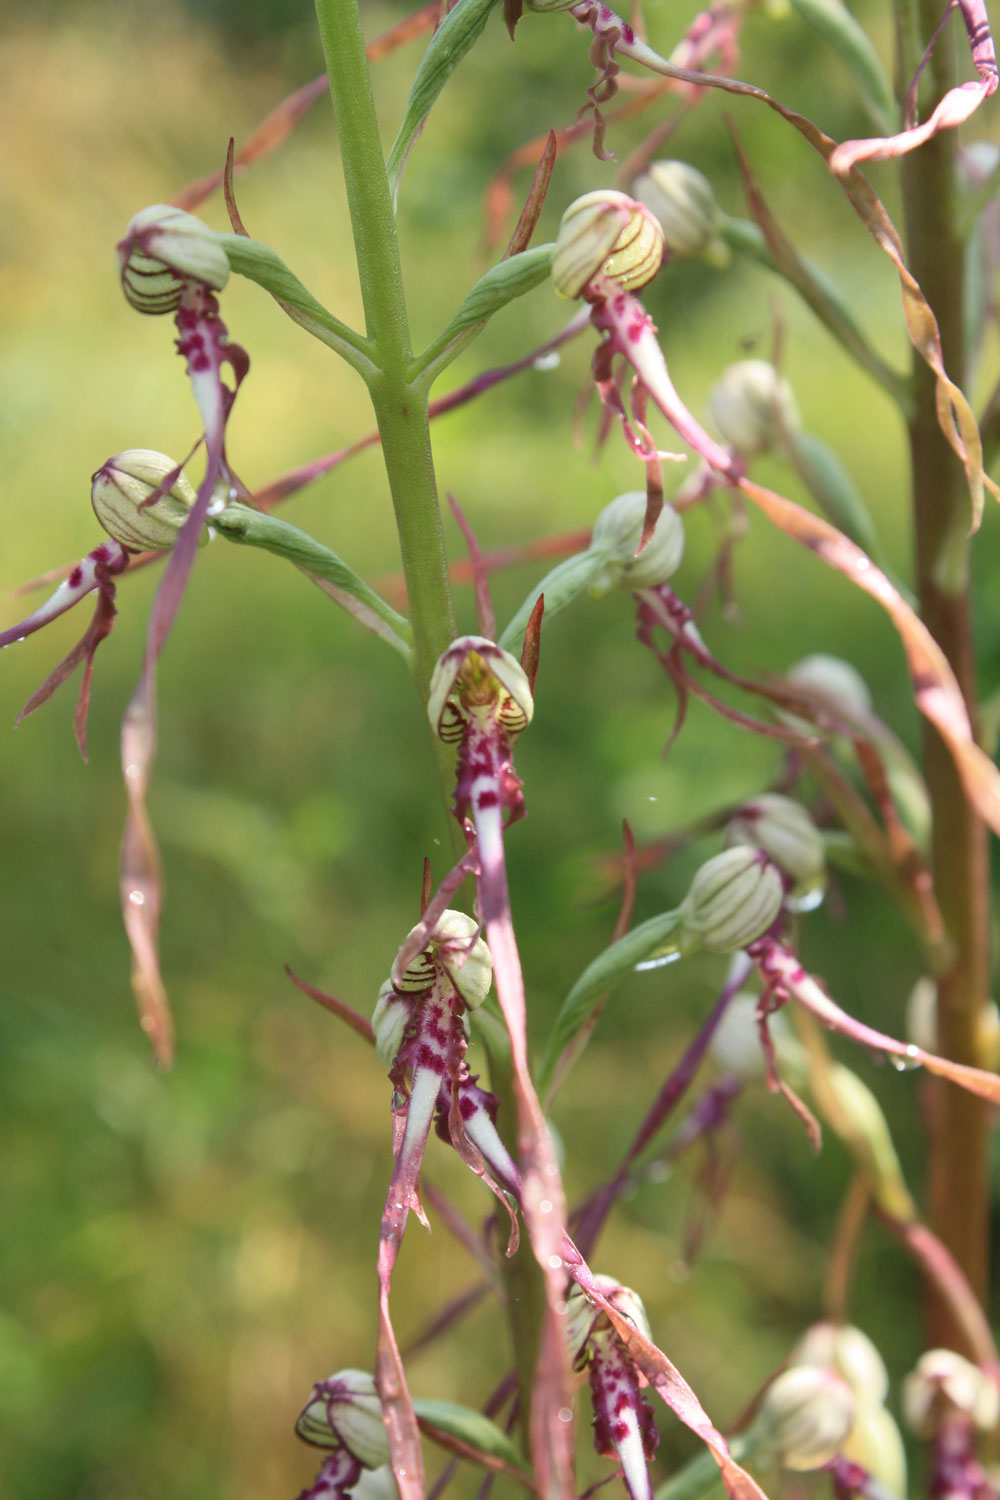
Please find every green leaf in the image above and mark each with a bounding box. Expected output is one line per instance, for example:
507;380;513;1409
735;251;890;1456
538;910;683;1093
412;1399;530;1477
218;234;374;372
414;245;554;383
788;0;895;133
655;1436;751;1500
784;431;880;559
213;504;411;653
497;547;603;654
386;0;502;195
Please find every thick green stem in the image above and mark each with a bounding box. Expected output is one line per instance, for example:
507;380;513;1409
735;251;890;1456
314;0;456;706
899;4;992;1342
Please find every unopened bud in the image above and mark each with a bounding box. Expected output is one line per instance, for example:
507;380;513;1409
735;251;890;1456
552;191;664;299
633;161;724;260
813;1065;914;1221
679;847;784;954
372;979;411;1069
708;360;800;456
903;1350;1000;1438
296;1370;390;1469
588;492;685;596
790;1323;889;1408
786;653;872;718
907;978;1000;1072
755;1366;855;1471
566;1276;652;1363
427;636;534;744
708;993;797;1080
725;794;825;892
117;204;230;314
91;449;200;552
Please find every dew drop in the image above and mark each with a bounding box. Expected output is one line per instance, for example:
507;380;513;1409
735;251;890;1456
539;1199;553;1214
533;352;561;373
855;557;870;572
125;763;141;780
127;889;145;907
548;1254;563;1269
635;947;681;972
558;1407;573;1423
889;1045;922;1072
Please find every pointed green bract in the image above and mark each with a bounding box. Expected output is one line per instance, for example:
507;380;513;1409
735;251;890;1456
412;1399;530;1477
385;0;503;195
538;910;684;1093
218;234;374;371
414;246;555;382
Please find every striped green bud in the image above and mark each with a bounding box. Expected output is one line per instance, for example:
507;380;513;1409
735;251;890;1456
91;449;201;552
552;191;663;299
117;204;230;314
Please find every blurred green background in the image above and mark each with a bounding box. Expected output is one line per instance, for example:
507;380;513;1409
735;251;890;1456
2;1;999;1496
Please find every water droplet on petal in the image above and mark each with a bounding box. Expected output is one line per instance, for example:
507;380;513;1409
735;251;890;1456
533;352;561;372
548;1254;563;1269
539;1199;553;1214
558;1407;573;1423
128;889;145;907
125;763;141;779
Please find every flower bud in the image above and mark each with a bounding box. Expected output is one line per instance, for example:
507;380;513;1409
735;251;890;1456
633;161;724;260
565;1275;652;1363
430;910;493;1010
296;1370;390;1469
708;993;797;1080
790;1323;889;1409
755;1366;855;1471
427;636;534;744
903;1350;1000;1438
587;492;685;596
679;847;784;954
842;1404;907;1499
91;450;201;553
707;360;800;456
725;795;825;891
552;191;664;299
817;1066;914;1221
372;979;411;1069
907;977;1000;1071
786;654;872;718
117;203;230;314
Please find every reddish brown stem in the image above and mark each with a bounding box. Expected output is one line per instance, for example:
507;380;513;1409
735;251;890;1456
900;1;992;1342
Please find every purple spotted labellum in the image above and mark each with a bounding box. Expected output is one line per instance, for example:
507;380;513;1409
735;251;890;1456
566;1277;659;1500
373;910;522;1499
295;1448;364;1500
426;636;577;1500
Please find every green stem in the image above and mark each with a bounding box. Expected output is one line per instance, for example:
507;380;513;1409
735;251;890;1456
898;0;992;1345
314;0;456;707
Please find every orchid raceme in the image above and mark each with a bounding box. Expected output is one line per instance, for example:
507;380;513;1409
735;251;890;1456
11;0;1000;1497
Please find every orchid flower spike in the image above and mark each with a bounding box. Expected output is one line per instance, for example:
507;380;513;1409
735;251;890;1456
566;1276;659;1500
